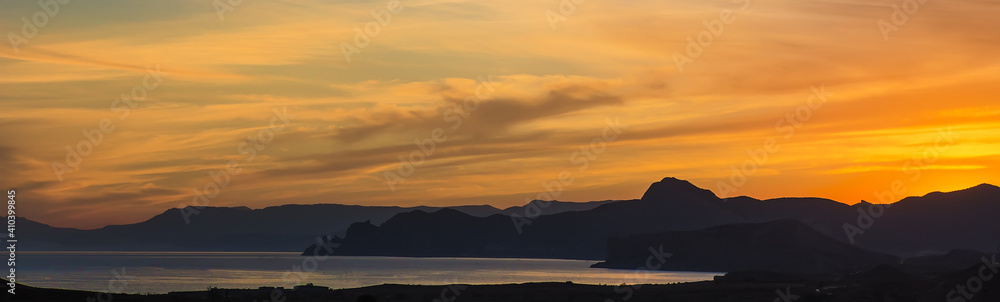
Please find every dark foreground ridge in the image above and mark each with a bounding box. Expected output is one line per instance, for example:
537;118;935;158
592;219;899;274
6;258;1000;302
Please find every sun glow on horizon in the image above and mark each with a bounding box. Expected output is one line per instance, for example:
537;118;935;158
1;0;999;229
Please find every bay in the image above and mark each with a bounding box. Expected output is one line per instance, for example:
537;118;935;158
18;252;721;294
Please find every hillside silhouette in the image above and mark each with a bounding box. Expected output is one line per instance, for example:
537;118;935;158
20;200;618;251
305;177;1000;261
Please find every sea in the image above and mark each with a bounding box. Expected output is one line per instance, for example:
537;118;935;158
17;252;722;294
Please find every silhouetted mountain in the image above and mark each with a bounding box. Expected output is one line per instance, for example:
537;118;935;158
500;200;623;216
442;205;503;217
847;184;1000;255
305;178;846;259
18;218;87;250
305;209;523;257
592;220;898;274
22;204;442;251
720;196;857;237
25;176;999;257
442;200;623;217
304;177;1000;259
620;178;1000;256
21;198;618;251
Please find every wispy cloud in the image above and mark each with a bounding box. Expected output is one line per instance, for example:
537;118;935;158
2;0;999;228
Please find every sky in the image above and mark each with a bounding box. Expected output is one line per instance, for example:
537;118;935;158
1;0;998;229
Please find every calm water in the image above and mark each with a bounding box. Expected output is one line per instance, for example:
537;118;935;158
19;252;721;293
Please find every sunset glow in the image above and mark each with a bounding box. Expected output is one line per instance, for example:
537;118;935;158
2;0;998;229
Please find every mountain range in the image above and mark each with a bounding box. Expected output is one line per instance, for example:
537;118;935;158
304;177;1000;261
20;200;619;251
23;176;1000;271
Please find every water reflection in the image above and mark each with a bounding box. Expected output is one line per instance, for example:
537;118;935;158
20;252;722;293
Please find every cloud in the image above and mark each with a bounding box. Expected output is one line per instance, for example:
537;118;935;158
3;0;1000;228
331;86;622;143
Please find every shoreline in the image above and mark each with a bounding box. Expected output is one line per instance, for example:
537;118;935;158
5;279;727;296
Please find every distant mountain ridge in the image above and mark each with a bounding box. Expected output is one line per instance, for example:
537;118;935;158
24;177;1000;257
20;199;620;251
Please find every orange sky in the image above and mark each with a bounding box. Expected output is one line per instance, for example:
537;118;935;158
1;0;998;229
